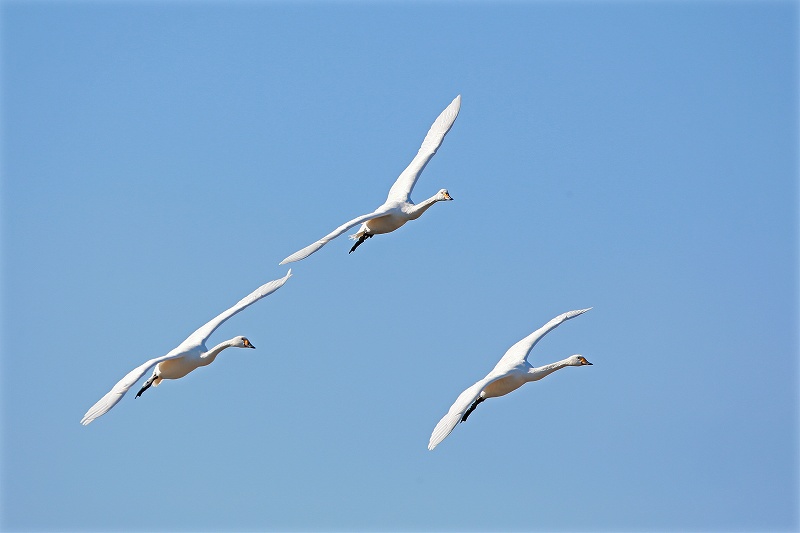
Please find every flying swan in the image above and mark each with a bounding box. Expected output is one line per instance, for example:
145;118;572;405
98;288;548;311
428;307;593;450
279;95;461;264
80;269;293;425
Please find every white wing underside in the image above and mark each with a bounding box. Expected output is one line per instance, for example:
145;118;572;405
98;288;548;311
428;374;500;450
279;208;391;264
494;308;592;370
79;351;184;425
183;269;293;345
80;270;293;425
386;95;461;203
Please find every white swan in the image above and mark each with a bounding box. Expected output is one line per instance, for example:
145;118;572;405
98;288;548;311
80;269;293;425
279;95;461;264
428;308;593;450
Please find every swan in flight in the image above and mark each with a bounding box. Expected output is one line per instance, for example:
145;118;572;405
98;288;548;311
80;269;293;426
279;95;461;264
428;308;593;450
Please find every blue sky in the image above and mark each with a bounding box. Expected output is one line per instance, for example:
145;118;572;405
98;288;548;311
2;1;798;531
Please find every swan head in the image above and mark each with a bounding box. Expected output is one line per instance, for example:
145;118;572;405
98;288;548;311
436;189;453;201
233;336;256;349
567;354;592;366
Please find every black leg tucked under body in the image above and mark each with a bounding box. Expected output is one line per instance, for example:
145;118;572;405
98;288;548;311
136;375;157;398
461;396;485;422
349;233;373;254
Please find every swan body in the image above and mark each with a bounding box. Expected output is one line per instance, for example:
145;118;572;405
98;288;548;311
280;95;461;264
80;269;293;426
427;308;593;450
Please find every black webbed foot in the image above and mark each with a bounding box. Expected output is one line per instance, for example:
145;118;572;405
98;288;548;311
461;396;485;422
135;375;157;398
349;233;373;254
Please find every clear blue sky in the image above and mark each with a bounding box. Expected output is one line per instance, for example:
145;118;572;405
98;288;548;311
2;1;797;531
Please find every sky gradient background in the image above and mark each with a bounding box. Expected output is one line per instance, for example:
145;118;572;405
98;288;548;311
2;1;798;531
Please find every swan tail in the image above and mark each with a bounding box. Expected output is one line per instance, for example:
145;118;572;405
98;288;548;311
348;226;367;241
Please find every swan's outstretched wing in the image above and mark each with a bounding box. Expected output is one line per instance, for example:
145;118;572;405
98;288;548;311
185;269;293;346
494;308;592;369
386;95;461;203
428;374;500;450
279;207;392;264
80;352;183;425
80;271;293;426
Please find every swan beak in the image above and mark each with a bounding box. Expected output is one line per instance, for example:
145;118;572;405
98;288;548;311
444;192;454;200
248;343;256;349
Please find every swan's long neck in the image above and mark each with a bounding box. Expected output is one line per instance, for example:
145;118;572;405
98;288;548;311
200;338;238;365
526;357;573;382
407;194;441;220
